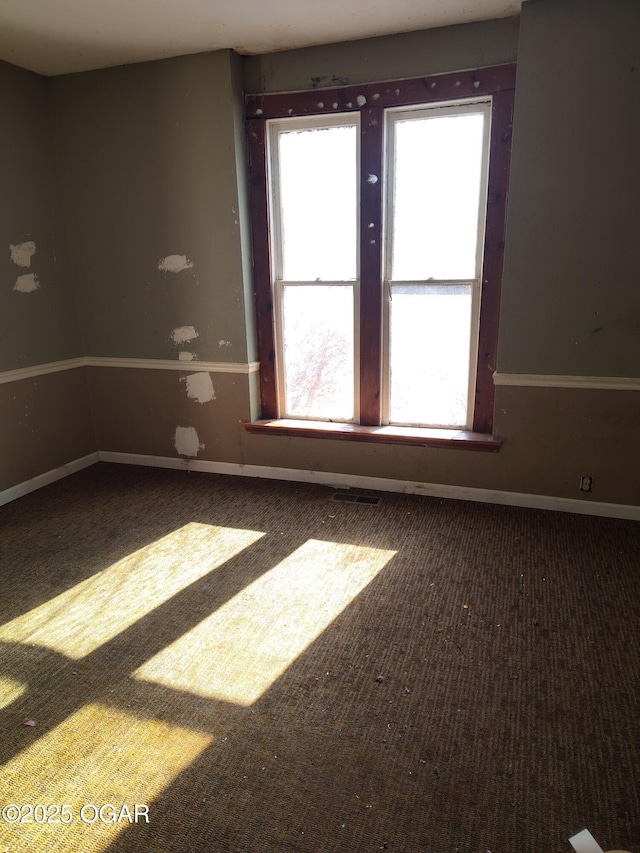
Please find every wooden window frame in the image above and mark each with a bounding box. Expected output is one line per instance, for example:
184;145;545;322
245;64;515;449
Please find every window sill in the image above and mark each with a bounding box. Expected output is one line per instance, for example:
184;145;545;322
243;419;502;452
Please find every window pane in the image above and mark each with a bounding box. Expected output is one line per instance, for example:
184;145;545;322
391;112;485;281
282;285;354;420
278;124;357;281
389;285;472;427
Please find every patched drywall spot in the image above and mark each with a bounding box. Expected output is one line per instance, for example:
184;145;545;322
178;351;196;361
171;326;198;344
14;273;40;293
174;426;204;457
158;254;194;273
183;372;216;404
10;241;36;268
218;339;231;348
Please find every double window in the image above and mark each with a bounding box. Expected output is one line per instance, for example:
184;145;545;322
246;65;515;443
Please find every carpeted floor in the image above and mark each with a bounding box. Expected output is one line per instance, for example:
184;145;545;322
0;462;638;853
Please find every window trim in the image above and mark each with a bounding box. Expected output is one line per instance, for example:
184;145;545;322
246;64;516;439
244;418;502;452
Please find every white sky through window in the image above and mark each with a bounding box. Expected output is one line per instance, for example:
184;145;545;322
278;123;357;282
391;111;485;281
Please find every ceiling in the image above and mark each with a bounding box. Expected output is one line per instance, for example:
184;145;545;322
0;0;522;77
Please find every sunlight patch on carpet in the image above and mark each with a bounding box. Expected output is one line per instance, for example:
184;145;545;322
0;702;212;853
0;523;264;659
134;538;396;706
0;675;26;710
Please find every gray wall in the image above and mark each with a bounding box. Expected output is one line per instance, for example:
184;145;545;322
0;60;94;494
2;0;639;509
499;0;640;377
50;51;254;365
0;61;82;370
243;16;519;93
47;51;258;474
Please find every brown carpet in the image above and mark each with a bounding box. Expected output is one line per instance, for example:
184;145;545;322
0;462;638;853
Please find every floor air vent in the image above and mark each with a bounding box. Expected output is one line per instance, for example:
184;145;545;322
331;492;382;506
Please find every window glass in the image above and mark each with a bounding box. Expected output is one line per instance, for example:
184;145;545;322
391;112;485;282
389;284;472;427
277;124;357;281
282;284;355;420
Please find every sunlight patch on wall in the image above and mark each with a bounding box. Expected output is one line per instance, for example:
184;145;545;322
0;702;212;853
0;523;264;659
134;538;396;706
0;676;27;710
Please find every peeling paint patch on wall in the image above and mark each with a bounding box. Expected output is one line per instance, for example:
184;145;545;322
10;241;36;268
174;426;204;457
178;351;196;361
158;254;193;273
218;340;231;348
171;326;199;344
14;273;40;293
184;372;215;404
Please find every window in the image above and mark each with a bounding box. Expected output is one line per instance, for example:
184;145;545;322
246;65;515;448
268;114;358;422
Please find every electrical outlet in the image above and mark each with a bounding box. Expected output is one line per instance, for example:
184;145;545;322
579;475;593;493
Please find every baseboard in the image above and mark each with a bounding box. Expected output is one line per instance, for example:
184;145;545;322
98;451;640;521
3;449;637;520
0;452;100;508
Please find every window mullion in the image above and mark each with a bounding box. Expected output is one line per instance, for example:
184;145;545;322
359;107;384;426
